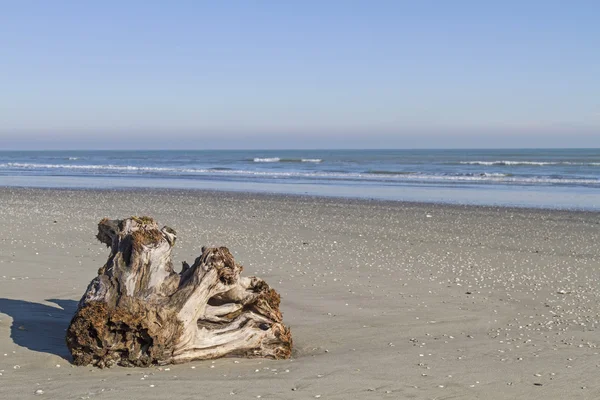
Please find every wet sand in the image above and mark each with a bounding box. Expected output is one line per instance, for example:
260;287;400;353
1;187;599;399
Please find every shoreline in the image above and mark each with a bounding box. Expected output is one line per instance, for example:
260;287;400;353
2;147;599;211
1;181;599;213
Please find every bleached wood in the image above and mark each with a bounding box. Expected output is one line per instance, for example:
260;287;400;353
66;217;292;368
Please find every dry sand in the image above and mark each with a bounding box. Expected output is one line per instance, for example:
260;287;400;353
0;187;599;399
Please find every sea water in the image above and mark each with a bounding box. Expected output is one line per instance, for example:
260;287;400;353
0;149;599;209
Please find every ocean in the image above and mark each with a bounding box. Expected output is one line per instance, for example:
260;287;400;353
1;149;599;210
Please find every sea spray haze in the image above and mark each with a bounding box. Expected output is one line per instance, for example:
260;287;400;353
0;149;599;209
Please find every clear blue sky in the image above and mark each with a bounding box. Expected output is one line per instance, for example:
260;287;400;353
1;1;599;149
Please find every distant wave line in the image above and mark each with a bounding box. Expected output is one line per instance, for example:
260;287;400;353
253;157;280;162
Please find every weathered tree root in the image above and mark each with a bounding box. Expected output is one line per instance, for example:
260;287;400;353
66;216;292;368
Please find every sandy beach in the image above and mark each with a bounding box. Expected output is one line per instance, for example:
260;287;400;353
1;187;599;399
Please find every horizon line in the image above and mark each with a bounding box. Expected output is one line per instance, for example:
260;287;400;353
1;147;599;152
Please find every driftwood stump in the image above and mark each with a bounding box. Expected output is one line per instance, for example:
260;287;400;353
66;216;292;368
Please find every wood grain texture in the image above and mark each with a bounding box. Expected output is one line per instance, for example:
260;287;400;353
66;217;292;368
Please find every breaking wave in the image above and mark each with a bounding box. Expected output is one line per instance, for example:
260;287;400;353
1;162;597;187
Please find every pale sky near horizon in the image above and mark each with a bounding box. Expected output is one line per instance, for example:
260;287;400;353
1;1;599;149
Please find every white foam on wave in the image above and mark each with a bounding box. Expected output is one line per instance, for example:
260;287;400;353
461;161;557;166
461;160;600;166
253;157;280;163
252;157;322;163
480;172;508;177
5;162;172;172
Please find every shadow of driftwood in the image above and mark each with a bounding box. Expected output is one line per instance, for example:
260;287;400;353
0;298;78;359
